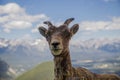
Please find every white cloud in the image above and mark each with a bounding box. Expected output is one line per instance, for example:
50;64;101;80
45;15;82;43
79;17;120;31
0;3;25;14
4;21;32;29
0;13;48;23
80;21;110;30
112;17;120;22
106;17;120;30
0;3;49;33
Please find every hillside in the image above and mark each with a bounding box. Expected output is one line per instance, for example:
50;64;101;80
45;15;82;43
15;61;54;80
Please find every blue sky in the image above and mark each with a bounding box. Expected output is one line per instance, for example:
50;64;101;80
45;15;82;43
0;0;120;40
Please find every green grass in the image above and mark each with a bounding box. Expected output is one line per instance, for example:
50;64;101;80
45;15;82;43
15;61;54;80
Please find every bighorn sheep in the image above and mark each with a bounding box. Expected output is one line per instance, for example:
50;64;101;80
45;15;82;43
38;18;120;80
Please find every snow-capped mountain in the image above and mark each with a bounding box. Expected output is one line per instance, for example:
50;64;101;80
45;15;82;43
0;38;120;76
70;38;120;53
0;38;51;75
1;38;120;53
0;38;120;61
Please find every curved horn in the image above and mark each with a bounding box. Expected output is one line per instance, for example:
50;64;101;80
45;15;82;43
44;21;53;27
64;18;74;26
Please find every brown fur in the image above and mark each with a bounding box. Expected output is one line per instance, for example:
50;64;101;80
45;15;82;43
38;18;120;80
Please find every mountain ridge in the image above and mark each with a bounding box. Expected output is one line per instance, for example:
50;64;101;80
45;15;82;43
0;38;120;76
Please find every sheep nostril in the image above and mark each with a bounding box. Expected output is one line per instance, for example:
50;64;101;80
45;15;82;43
51;42;60;48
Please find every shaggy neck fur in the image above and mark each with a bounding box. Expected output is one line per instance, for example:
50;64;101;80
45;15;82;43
53;50;73;80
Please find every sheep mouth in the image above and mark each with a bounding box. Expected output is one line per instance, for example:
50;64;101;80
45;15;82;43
51;48;62;56
52;48;62;51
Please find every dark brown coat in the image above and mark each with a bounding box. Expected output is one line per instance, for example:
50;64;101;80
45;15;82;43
38;18;120;80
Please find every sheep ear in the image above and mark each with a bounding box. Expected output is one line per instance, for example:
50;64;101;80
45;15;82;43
70;24;79;36
38;27;47;37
